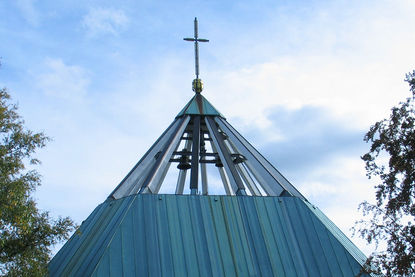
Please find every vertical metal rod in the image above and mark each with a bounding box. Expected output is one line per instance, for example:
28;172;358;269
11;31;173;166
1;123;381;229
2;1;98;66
194;18;199;78
201;163;208;195
176;170;187;194
200;126;208;195
190;116;200;194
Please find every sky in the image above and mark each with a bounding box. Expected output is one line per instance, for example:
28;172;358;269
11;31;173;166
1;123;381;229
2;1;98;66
1;0;415;256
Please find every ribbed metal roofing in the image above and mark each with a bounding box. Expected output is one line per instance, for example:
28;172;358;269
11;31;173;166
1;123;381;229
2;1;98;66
49;195;369;277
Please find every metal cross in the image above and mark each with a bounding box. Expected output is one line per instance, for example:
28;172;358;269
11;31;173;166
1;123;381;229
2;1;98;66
184;18;209;79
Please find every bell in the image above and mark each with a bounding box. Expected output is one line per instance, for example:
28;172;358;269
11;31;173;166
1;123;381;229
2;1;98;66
177;155;191;170
233;154;246;164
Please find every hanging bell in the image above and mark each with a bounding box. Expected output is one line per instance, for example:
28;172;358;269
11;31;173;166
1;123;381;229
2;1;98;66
177;155;191;170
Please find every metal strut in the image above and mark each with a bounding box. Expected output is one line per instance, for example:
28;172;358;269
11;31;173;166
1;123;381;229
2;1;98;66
190;116;201;194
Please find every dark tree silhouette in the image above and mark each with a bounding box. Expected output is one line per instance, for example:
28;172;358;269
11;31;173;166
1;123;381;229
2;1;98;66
0;88;75;276
356;71;415;276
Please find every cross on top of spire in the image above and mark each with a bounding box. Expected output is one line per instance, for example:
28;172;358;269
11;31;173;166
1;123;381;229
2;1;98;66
184;18;209;87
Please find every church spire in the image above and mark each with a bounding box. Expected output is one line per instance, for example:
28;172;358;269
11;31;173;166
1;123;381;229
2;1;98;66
184;17;209;94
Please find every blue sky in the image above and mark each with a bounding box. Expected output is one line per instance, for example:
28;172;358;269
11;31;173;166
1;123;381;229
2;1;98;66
1;0;415;255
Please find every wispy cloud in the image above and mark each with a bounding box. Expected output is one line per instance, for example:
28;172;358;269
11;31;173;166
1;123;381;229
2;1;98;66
206;0;415;131
257;106;365;174
36;58;89;100
82;7;129;37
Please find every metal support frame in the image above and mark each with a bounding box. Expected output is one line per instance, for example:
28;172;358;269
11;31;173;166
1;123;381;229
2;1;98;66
200;163;208;195
206;117;246;195
190;116;200;194
109;119;179;199
111;102;305;197
215;117;308;199
139;116;190;193
209;141;233;195
218;166;232;195
236;163;261;196
200;131;208;195
223;134;261;196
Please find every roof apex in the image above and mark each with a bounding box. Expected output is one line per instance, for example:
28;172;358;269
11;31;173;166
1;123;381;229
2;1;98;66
176;94;225;118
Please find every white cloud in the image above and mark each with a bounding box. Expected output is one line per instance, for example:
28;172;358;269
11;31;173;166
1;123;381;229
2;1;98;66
298;156;378;256
36;58;90;100
82;7;129;37
209;50;414;132
206;0;415;131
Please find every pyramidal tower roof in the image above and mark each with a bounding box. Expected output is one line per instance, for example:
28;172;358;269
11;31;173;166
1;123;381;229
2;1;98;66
49;18;371;277
107;89;305;199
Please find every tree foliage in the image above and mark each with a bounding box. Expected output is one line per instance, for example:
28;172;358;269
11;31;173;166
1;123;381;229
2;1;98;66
0;88;75;276
356;71;415;276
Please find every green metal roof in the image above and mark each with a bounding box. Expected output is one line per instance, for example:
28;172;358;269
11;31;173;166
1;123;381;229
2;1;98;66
176;94;224;118
49;195;370;276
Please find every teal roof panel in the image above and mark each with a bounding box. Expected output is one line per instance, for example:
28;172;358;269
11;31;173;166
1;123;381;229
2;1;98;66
176;94;224;118
49;195;370;277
